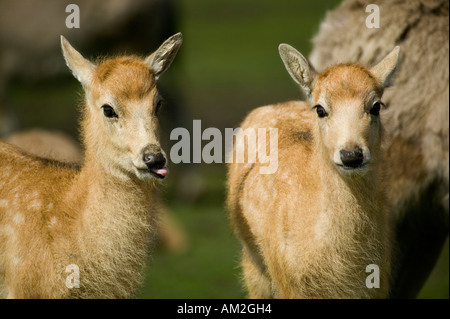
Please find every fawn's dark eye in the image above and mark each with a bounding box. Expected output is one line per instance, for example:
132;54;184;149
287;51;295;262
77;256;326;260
370;101;383;116
155;99;163;115
314;105;328;118
102;105;118;118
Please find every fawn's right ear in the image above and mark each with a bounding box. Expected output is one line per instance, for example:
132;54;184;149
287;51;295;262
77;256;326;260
370;46;400;89
279;44;317;100
61;36;95;88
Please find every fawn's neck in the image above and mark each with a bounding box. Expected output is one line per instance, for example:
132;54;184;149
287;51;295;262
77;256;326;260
68;150;158;261
317;147;391;298
80;152;155;229
60;151;158;297
315;143;385;235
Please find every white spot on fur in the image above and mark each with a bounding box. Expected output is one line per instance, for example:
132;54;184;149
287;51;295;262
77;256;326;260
49;216;58;227
29;200;42;210
12;213;25;224
12;255;20;266
29;191;42;210
0;199;8;208
0;225;13;236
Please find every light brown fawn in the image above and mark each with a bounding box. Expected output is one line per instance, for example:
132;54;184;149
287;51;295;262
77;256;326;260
309;0;449;298
227;45;400;298
0;33;182;298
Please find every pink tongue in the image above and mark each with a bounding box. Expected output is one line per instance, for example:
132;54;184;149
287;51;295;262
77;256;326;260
153;167;169;177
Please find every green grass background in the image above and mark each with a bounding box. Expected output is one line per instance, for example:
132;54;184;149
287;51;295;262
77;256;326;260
4;0;448;299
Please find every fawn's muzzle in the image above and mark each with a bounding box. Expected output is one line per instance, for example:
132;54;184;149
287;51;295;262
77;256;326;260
143;151;168;178
339;148;364;168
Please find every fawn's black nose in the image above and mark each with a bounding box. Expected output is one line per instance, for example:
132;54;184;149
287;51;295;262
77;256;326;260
143;152;166;169
340;148;364;168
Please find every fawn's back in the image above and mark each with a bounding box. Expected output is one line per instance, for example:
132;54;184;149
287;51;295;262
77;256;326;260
0;142;80;297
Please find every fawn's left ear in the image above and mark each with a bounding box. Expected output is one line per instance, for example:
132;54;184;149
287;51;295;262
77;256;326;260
61;36;96;88
278;43;317;100
370;46;400;88
145;33;183;81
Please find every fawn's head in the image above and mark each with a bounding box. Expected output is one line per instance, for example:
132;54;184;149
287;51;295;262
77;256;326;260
279;45;400;177
61;33;182;181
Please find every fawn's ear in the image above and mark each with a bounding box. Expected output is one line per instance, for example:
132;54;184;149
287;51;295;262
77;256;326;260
61;36;95;88
279;44;317;99
145;33;183;81
370;46;400;88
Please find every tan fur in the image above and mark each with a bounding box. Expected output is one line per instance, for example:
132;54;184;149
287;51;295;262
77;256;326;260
5;129;188;255
309;0;448;298
227;49;399;298
5;129;83;163
0;33;182;298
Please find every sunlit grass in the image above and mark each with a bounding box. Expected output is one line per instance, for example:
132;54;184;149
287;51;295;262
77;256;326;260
140;202;245;299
